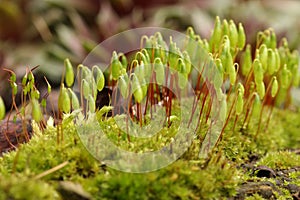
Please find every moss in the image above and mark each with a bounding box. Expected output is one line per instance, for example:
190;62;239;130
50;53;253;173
0;103;299;199
256;151;300;169
86;154;240;200
0;174;59;200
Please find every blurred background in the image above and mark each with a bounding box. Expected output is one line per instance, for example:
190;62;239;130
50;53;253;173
0;0;300;109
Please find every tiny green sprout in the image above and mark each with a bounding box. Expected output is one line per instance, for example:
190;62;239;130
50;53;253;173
271;77;279;98
111;51;123;80
241;44;252;76
258;44;268;71
68;88;80;110
94;66;105;92
0;96;5;120
228;19;238;48
236;90;244;115
154;57;165;85
210;16;222;52
256;81;265;99
58;84;71;113
88;94;95;113
82;79;90;99
31;98;42;122
131;73;143;103
64;58;74;87
237;22;246;49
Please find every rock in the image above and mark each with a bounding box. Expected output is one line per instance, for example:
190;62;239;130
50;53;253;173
0;119;32;155
285;184;300;195
57;181;92;200
235;181;280;199
254;166;276;178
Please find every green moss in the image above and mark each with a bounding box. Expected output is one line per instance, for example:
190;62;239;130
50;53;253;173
256;151;300;169
0;101;299;200
86;154;240;200
0;174;59;200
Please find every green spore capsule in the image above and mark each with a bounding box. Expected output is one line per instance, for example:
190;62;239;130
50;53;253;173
111;51;123;80
220;45;233;74
237;82;245;95
118;74;129;98
237;22;246;49
241;44;252;76
64;58;74;87
82;79;90;99
219;95;227;122
131;74;143;103
280;65;291;89
95;66;105;92
228;63;237;85
0;96;5;120
210;16;222;52
154;57;165;85
31;98;42;122
274;49;281;72
88;94;95;113
267;49;276;75
236;90;244;115
256;81;265;99
252;93;261;118
68;89;80;110
213;58;224;89
228;20;238;48
253;59;264;85
258;44;268;71
183;51;191;74
58;85;71;113
270;29;277;49
222;19;229;37
271;77;279;98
